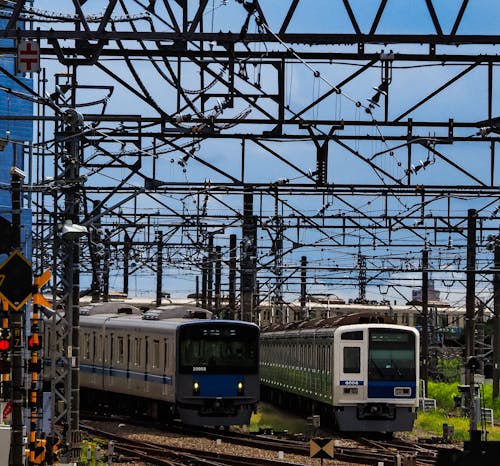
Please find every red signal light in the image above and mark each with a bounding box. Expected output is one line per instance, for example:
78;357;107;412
28;335;41;350
0;339;10;351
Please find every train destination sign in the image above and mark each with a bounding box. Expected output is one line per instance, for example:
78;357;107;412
0;250;33;311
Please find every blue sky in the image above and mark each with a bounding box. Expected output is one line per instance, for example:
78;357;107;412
11;1;500;309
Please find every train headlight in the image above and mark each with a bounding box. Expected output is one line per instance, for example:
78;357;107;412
193;381;200;395
237;381;244;395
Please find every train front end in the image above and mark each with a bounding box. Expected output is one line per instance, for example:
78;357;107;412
333;324;419;432
176;320;260;426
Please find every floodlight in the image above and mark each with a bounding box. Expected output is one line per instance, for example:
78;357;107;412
61;220;88;240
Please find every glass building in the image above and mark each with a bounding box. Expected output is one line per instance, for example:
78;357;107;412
0;10;33;259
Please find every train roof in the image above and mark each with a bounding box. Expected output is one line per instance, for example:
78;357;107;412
80;313;259;332
261;312;396;333
80;302;144;316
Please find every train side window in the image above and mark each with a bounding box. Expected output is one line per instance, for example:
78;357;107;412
164;339;169;372
110;334;114;365
117;336;124;364
83;333;90;360
134;338;141;366
127;336;131;369
343;347;360;373
104;336;109;363
92;333;96;363
98;335;103;363
341;331;363;340
152;340;160;369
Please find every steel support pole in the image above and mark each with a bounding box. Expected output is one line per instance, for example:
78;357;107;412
300;256;307;320
465;209;477;385
228;234;236;320
421;248;429;396
156;231;163;307
9;168;24;466
493;237;500;399
61;118;83;464
215;245;221;316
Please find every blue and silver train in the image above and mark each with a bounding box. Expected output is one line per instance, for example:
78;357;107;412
76;303;260;427
260;313;419;432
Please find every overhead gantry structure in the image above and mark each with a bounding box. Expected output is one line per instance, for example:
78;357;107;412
0;0;499;462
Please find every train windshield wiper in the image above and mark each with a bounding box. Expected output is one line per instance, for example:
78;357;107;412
369;358;384;377
391;359;403;378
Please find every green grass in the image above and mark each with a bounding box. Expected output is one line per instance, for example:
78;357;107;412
414;410;500;441
247;402;310;434
415;381;500;441
427;381;500;418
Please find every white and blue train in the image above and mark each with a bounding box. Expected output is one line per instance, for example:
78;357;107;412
76;303;260;427
260;313;419;433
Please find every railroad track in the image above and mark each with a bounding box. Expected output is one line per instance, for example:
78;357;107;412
81;423;304;466
81;419;438;466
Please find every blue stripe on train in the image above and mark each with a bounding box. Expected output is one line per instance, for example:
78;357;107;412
80;364;172;384
368;381;416;398
192;374;243;397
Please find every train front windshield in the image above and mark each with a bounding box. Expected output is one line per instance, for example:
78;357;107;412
179;324;259;374
368;329;416;381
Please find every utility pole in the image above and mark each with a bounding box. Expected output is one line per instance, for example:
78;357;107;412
241;188;257;323
215;245;221;316
9;166;25;466
465;208;479;438
300;256;307;320
48;86;86;463
492;234;500;399
228;234;237;320
273;190;284;323
156;231;163;307
123;232;131;296
358;253;366;303
465;209;477;384
207;234;214;313
421;248;429;396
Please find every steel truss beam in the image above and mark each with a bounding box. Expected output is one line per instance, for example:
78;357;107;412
0;1;499;459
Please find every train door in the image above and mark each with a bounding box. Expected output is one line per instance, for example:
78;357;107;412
334;329;366;403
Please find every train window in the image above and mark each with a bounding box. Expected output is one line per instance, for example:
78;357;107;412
134;338;141;366
179;324;259;374
127;336;131;368
368;329;416;381
110;334;114;365
152;340;160;369
104;336;108;363
83;333;90;360
341;331;363;340
117;337;124;364
440;314;449;327
92;333;96;362
343;347;360;373
164;339;169;372
97;335;103;362
82;333;88;360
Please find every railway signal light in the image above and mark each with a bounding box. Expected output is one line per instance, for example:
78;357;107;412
0;333;10;352
28;334;41;351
